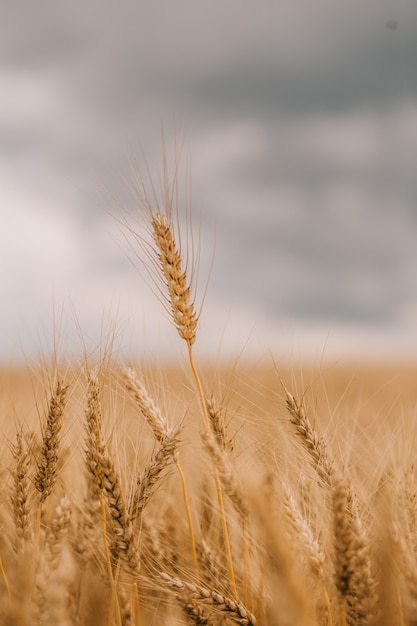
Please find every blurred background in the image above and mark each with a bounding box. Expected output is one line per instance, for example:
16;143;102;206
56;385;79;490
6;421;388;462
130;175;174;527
1;0;417;366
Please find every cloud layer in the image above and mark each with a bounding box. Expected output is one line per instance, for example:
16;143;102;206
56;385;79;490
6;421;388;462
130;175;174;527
1;0;417;364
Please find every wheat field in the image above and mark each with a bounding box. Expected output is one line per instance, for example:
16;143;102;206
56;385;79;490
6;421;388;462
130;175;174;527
1;168;417;625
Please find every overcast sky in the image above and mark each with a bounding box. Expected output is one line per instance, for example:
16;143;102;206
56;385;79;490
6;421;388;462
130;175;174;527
1;0;417;366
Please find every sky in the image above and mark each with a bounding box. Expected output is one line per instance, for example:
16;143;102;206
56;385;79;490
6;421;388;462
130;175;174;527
1;0;417;366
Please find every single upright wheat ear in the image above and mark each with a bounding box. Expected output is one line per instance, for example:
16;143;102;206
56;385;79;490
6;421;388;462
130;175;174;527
151;213;198;347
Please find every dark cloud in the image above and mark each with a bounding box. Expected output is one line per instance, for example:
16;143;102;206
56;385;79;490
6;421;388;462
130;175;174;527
1;0;417;360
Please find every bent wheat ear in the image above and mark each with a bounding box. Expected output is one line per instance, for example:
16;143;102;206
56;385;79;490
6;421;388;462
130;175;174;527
158;571;257;626
130;430;181;522
123;366;171;441
284;387;334;487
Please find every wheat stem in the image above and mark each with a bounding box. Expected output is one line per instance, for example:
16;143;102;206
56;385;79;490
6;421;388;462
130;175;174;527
175;454;198;572
338;602;348;626
0;555;10;599
189;347;237;598
188;344;210;431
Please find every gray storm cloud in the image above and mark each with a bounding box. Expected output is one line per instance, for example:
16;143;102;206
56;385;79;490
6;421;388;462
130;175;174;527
1;0;416;362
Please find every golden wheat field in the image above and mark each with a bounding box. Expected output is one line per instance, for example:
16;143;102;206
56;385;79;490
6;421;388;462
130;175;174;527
2;171;417;626
2;357;417;626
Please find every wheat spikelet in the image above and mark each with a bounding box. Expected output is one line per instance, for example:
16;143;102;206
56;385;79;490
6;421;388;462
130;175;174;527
158;571;256;625
347;517;378;625
206;395;234;453
196;539;227;589
201;430;249;525
180;595;217;625
45;495;72;571
10;429;32;549
73;489;102;568
34;379;68;502
284;387;334;487
332;475;378;625
33;495;73;625
130;430;180;522
123;365;198;569
98;449;139;575
282;483;325;581
151;212;198;346
85;371;107;497
123;366;172;441
281;483;332;625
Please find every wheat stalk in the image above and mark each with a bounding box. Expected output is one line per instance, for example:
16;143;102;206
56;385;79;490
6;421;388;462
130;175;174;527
148;202;238;598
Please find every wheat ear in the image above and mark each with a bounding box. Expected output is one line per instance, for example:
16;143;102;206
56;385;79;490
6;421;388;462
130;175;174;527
32;379;68;590
10;429;32;552
282;483;332;625
206;395;234;453
158;571;256;625
44;495;72;571
332;475;377;626
34;379;68;503
180;596;217;625
99;449;139;575
86;372;138;576
130;429;180;522
123;367;197;571
151;213;198;346
85;371;123;626
123;366;172;441
284;385;334;487
33;495;72;625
